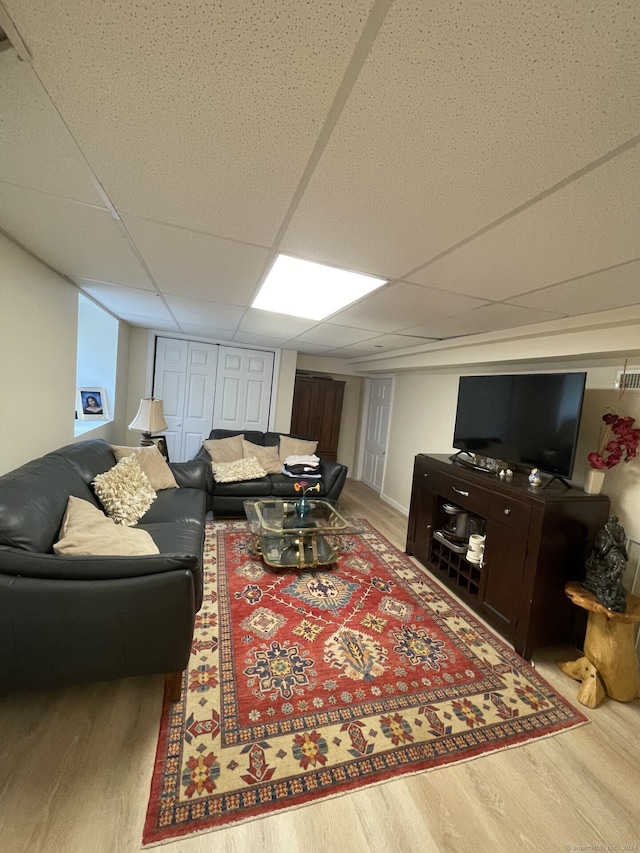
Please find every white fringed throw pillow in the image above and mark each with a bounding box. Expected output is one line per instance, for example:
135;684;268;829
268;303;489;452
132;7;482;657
211;456;267;483
93;454;157;525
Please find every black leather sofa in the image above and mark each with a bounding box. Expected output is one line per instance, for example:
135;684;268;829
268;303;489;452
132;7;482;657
193;429;348;515
0;438;208;698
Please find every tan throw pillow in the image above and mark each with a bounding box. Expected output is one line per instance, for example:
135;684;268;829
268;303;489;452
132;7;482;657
93;455;157;526
203;434;244;463
54;496;160;556
241;439;282;474
211;456;267;483
111;444;178;490
278;435;318;463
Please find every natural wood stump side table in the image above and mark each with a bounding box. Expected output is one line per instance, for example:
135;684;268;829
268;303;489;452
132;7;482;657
557;581;640;708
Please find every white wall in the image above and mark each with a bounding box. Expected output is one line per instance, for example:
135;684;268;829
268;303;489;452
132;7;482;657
0;233;131;474
381;359;640;541
1;234;77;471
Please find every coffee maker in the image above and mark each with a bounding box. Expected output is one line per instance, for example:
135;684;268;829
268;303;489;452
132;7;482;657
442;503;471;541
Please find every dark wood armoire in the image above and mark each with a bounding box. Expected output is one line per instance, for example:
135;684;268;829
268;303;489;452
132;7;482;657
290;374;345;462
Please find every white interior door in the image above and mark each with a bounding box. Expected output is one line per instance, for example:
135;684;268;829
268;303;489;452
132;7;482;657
182;343;218;460
153;338;188;461
213;346;274;431
362;377;393;492
154;338;218;461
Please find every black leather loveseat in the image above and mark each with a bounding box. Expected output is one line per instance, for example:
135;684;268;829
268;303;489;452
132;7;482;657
0;438;208;699
193;429;348;515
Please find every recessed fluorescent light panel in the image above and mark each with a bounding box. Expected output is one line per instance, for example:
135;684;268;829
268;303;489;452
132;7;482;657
252;254;387;320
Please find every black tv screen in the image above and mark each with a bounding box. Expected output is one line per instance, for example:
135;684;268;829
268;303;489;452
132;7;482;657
452;372;587;478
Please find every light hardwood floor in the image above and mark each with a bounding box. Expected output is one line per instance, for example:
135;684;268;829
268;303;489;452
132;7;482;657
1;479;638;853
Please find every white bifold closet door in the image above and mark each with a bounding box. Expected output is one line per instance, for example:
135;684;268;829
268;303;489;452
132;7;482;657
212;347;274;432
153;338;274;461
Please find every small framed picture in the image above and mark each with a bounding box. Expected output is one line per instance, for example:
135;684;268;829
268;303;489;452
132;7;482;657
77;387;108;420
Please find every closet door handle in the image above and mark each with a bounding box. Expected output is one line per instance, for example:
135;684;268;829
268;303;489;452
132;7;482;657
452;486;469;497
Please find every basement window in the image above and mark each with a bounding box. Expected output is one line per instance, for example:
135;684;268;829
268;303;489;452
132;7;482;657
74;294;118;435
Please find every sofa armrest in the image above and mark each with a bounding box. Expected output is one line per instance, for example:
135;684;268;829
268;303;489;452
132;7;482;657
169;459;209;490
0;569;195;690
321;460;348;499
0;545;198;582
190;447;216;494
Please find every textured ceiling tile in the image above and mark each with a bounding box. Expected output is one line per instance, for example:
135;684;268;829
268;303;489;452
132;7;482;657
330;282;488;332
327;333;435;358
117;315;181;333
409;145;640;301
508;260;640;315
177;324;236;341
10;0;376;244
0;184;153;286
122;215;269;303
0;53;104;205
78;281;173;321
293;323;378;347
289;340;335;355
237;307;316;338
403;303;565;339
232;331;292;348
164;294;243;329
281;0;640;276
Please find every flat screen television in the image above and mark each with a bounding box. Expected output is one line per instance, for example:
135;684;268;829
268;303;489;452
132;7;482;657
452;372;587;480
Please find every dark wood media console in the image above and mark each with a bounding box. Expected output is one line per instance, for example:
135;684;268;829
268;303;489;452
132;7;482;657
406;454;610;659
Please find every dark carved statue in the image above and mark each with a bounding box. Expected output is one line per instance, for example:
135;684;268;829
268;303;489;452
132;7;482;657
583;516;628;613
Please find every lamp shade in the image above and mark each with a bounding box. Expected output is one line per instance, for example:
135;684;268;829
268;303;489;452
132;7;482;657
128;398;168;433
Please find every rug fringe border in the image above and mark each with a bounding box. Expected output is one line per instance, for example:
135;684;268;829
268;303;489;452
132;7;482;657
141;714;590;848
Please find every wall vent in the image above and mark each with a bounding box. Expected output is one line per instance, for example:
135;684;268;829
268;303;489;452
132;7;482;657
615;368;640;391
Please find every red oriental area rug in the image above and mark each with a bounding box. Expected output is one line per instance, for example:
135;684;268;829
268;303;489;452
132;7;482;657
143;519;587;845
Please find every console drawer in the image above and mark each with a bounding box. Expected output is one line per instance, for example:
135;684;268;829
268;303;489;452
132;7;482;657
487;492;530;529
438;476;492;516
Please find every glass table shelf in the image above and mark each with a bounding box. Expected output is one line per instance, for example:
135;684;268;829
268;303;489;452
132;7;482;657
243;498;362;569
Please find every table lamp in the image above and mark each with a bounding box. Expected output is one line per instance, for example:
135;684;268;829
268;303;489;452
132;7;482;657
128;398;168;447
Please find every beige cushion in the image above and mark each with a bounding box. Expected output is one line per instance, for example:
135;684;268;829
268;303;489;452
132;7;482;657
111;444;178;490
93;455;157;526
203;434;244;463
278;435;318;463
211;456;267;483
242;439;282;474
54;496;160;556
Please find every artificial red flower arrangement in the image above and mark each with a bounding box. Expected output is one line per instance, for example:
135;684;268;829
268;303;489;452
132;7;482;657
587;362;640;470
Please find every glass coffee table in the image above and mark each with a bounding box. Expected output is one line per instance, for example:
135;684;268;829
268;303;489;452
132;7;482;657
243;498;362;569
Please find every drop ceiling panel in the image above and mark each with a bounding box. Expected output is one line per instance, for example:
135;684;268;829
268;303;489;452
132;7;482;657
122;215;269;303
237;308;317;339
177;325;237;342
232;332;292;349
328;333;436;358
117;315;181;333
0;53;104;205
408;146;640;301
9;0;376;245
330;282;488;332
402;303;565;339
0;185;152;287
293;323;378;347
163;295;243;329
77;281;174;322
508;260;640;315
281;1;640;277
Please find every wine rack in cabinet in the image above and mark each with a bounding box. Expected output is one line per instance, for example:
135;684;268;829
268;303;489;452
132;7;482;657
406;454;610;659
